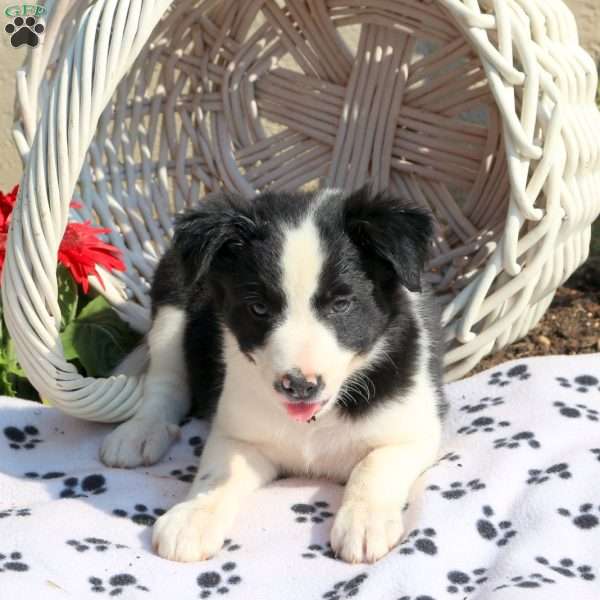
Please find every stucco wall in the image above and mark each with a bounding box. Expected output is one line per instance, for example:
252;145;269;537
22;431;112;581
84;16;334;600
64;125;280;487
0;2;597;191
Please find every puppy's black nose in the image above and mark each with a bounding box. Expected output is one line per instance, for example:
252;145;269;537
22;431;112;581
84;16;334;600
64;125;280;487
275;370;323;401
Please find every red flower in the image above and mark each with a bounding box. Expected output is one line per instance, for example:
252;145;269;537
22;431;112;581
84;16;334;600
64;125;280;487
0;184;125;293
58;221;126;293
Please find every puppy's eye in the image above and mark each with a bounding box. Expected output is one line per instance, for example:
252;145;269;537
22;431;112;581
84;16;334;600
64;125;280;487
249;302;269;318
331;297;352;314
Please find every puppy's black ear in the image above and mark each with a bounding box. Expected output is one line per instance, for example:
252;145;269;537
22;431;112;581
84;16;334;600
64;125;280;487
344;186;434;292
173;194;257;284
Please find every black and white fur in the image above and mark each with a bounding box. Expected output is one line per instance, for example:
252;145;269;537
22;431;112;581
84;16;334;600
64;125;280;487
101;186;446;564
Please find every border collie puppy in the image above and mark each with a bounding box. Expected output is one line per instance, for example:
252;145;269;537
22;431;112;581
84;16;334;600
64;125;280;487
101;186;446;564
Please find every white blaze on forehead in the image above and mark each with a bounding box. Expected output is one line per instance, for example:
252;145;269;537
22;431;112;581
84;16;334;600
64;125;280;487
268;211;353;384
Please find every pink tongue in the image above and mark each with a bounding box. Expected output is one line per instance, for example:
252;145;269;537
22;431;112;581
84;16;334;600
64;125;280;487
285;402;321;422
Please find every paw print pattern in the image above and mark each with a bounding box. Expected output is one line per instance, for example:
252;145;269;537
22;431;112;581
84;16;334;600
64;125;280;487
222;538;241;552
291;501;334;523
59;474;107;498
457;416;510;435
556;375;600;393
488;364;531;386
0;508;30;518
398;596;436;600
591;448;600;462
0;552;29;573
398;528;438;556
526;463;572;485
427;479;485;500
476;506;517;546
553;401;599;422
302;542;335;559
3;425;42;450
88;574;149;595
24;471;65;480
170;465;197;482
197;562;241;598
66;538;127;553
535;556;595;581
494;573;555;591
459;396;504;414
437;451;461;464
113;505;166;526
4;16;45;48
322;573;368;599
446;568;487;595
493;431;541;450
557;504;600;529
189;436;204;457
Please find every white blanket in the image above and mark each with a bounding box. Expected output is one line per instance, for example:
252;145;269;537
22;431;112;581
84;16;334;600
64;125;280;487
1;354;600;599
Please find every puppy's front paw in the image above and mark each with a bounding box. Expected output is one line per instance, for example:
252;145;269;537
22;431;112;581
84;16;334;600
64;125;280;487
330;501;404;563
100;418;180;468
152;497;229;562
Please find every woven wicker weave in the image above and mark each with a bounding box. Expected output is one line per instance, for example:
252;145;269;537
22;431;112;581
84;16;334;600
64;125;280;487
3;0;600;422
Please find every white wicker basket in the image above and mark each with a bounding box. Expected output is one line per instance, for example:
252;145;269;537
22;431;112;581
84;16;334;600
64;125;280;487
3;0;600;422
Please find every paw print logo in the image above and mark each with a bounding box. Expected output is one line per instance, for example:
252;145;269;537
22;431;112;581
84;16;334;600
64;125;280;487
494;573;555;590
446;568;487;595
4;16;44;48
553;401;599;422
3;425;42;450
557;503;600;529
66;538;128;553
88;574;149;594
302;542;335;559
460;396;504;414
535;556;595;581
556;375;600;393
321;573;368;599
476;505;517;546
197;562;241;598
493;431;541;449
488;364;531;386
189;435;204;457
526;462;572;485
170;465;198;482
113;504;166;526
457;416;510;435
291;501;334;523
427;479;485;500
398;528;438;556
59;474;107;498
0;551;29;573
0;507;31;519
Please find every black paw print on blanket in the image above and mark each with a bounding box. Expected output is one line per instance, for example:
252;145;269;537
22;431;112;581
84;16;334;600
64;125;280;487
493;431;541;450
535;556;596;581
526;462;572;485
427;479;485;500
457;416;510;435
476;505;517;546
59;474;107;498
189;435;204;457
591;448;600;462
555;374;600;393
0;507;31;518
24;470;65;480
291;501;334;523
494;573;555;591
302;542;335;559
460;396;504;414
321;573;368;599
398;528;438;556
88;573;149;595
66;538;128;553
488;364;530;386
3;425;42;450
197;562;241;598
113;504;166;526
557;503;600;529
446;568;487;595
553;401;599;422
170;465;198;482
0;551;29;572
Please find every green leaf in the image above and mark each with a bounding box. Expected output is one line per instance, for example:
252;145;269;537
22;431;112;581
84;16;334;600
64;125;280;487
57;265;78;330
60;296;142;377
